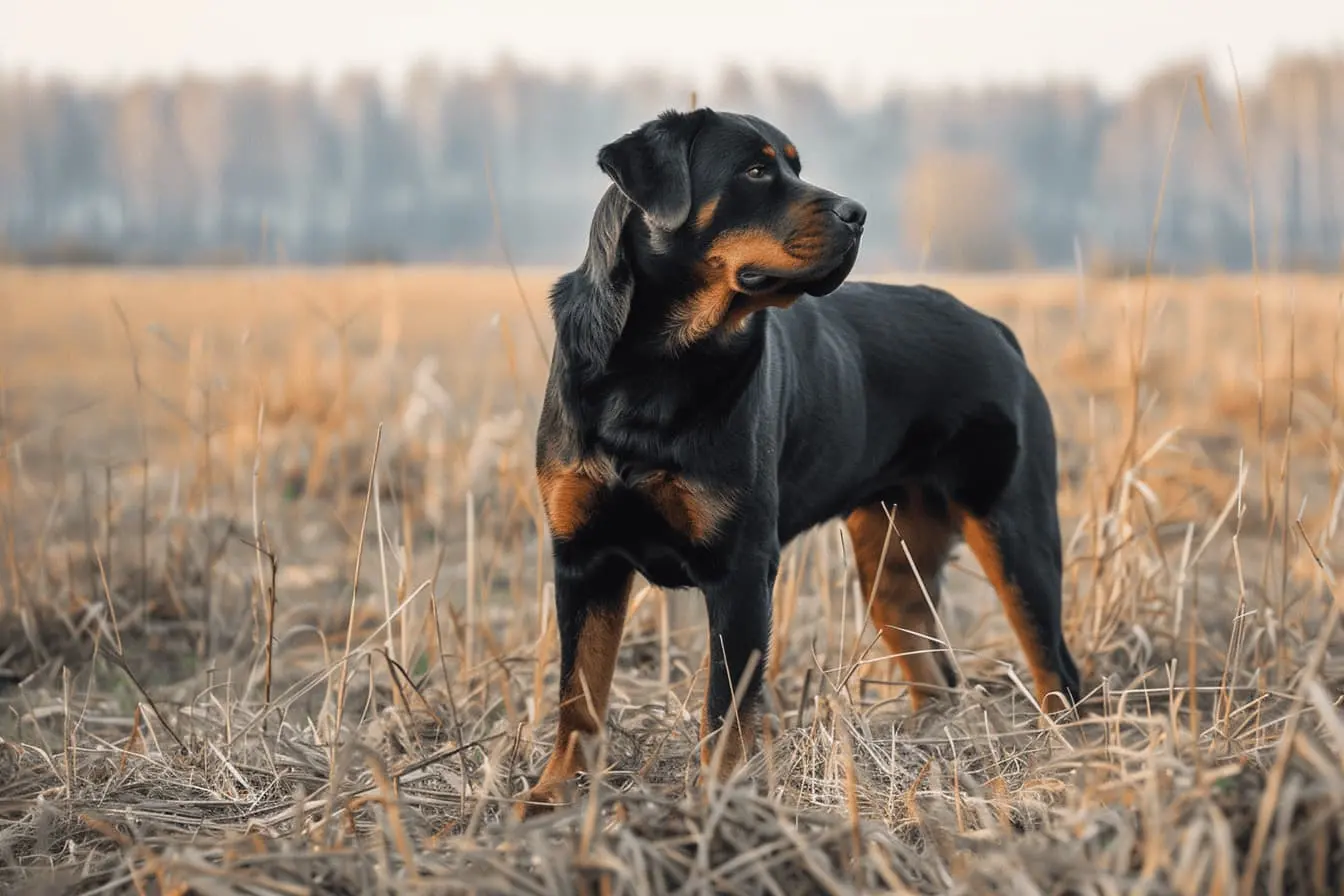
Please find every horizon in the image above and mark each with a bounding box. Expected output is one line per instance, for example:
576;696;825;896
4;0;1344;272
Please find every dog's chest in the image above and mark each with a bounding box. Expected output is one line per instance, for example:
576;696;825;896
590;392;674;451
537;455;735;548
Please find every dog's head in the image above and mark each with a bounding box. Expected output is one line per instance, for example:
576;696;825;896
555;108;866;371
598;108;865;347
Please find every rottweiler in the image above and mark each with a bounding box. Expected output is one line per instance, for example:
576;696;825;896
515;107;1081;819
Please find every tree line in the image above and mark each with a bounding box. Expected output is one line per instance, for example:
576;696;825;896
1;54;1341;272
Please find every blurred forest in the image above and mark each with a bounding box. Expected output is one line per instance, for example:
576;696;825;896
1;53;1342;272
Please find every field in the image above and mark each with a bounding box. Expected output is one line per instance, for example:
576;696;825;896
1;265;1343;894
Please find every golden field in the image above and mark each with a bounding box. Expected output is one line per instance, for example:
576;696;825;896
1;265;1342;894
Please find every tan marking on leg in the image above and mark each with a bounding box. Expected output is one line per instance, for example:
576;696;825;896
959;515;1068;714
699;683;758;782
845;497;958;711
516;574;634;819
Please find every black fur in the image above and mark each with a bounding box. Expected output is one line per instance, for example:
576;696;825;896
595;109;705;231
519;108;1081;816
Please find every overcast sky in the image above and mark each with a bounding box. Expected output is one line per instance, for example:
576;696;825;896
3;0;1342;100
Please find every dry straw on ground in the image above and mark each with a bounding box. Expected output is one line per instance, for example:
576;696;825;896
1;267;1342;895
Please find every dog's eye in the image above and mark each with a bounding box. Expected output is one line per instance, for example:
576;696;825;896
745;163;769;180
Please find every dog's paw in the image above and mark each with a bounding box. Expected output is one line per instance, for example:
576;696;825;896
513;781;570;821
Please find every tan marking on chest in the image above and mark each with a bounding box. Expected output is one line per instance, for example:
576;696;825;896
537;457;616;539
635;472;737;543
539;458;735;544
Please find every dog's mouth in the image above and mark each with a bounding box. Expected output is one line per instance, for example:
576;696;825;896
736;236;860;298
735;270;786;293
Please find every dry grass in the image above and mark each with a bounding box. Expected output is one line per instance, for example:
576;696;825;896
1;265;1343;895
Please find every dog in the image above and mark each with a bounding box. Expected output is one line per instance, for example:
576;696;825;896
515;107;1081;819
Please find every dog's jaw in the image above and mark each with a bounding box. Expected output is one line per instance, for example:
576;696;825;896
801;240;860;298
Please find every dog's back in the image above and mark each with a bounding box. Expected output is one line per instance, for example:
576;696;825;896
764;280;1040;533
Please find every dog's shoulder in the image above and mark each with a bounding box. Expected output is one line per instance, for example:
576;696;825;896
761;280;1035;426
775;280;1021;361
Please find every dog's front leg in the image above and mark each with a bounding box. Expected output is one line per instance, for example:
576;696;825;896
698;543;779;786
516;552;634;820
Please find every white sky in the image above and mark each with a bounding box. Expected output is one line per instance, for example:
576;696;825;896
2;0;1342;101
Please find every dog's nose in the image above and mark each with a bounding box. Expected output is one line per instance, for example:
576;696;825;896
832;199;867;229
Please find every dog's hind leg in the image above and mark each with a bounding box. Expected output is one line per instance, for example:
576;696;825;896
845;487;960;711
935;393;1082;717
956;465;1082;716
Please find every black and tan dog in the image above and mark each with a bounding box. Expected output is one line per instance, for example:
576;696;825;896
515;107;1081;818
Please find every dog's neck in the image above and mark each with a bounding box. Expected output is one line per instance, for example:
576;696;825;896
549;252;765;452
618;227;767;375
595;312;767;470
605;285;765;422
547;193;776;458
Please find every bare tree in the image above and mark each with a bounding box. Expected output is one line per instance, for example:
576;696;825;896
901;150;1020;271
2;52;1342;269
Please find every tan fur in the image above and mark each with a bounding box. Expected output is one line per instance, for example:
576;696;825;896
845;497;959;710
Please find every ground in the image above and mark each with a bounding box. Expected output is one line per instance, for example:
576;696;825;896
1;266;1342;894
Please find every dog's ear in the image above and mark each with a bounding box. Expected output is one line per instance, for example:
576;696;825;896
597;109;708;231
549;185;635;381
